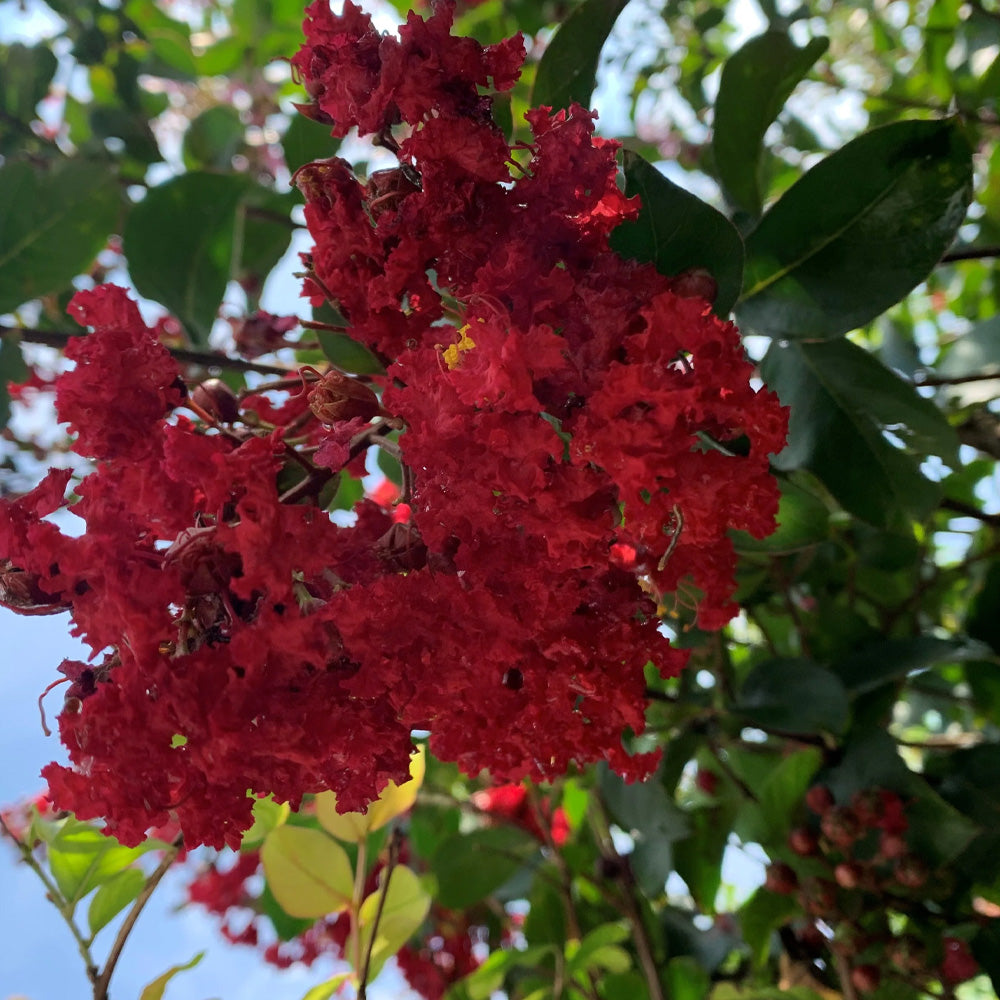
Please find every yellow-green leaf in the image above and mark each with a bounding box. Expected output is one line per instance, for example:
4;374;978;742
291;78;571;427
139;952;204;1000
354;865;431;982
300;972;352;1000
241;794;291;848
261;825;354;919
316;748;426;843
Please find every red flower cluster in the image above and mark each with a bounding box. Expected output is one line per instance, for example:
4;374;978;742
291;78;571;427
1;1;785;848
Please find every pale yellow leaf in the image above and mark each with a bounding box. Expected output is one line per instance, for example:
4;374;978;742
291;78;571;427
261;825;354;919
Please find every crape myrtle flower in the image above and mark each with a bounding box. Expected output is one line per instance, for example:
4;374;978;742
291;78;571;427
1;2;787;848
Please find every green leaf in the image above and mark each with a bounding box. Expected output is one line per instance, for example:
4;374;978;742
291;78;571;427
936;315;1000;406
241;794;291;848
47;819;153;907
737;659;849;734
283;114;341;176
713;32;829;217
610;151;745;316
138;952;204;1000
673;802;739;912
183;105;245;170
0;43;58;124
90;106;162;164
731;476;831;554
260;825;354;919
125;172;249;345
735;747;823;843
832;636;993;695
124;0;197;78
356;865;432;981
87;866;145;937
317;331;386;375
300;973;351;1000
0;338;29;426
738;118;973;339
665;956;711;1000
430;826;537;909
760;338;959;526
0;160;120;314
530;0;630;111
238;187;295;290
739;889;798;968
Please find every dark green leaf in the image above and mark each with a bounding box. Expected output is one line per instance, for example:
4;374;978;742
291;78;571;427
530;0;629;111
610;151;745;315
0;43;58;124
183;106;245;170
737;659;849;734
673;804;736;912
731;476;831;554
125;172;249;345
968;561;1000;655
431;827;537;909
87;867;145;937
738;118;973;338
282;114;341;176
90;106;162;164
973;922;1000;996
833;636;993;695
760;338;959;525
0;160;120;314
713;31;829;217
0;338;29;426
317;331;386;375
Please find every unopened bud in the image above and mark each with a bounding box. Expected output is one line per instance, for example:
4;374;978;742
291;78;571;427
191;379;240;423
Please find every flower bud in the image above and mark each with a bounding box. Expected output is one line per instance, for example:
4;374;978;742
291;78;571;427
191;378;240;423
764;862;798;895
308;370;382;424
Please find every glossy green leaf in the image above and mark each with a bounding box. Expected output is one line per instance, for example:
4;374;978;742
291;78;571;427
0;43;58;125
673;801;739;912
431;826;536;909
567;923;631;976
739;118;973;338
610;151;745;315
833;635;993;695
238;188;296;290
713;31;828;217
283;114;340;175
124;172;249;345
737;659;849;734
0;160;119;314
183;106;245;170
87;866;145;937
261;825;354;919
530;0;629;111
355;865;432;981
760;337;959;525
138;952;204;1000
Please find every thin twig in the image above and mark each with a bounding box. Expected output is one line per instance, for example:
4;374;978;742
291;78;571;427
0;324;295;377
93;834;183;1000
587;800;665;1000
357;831;401;1000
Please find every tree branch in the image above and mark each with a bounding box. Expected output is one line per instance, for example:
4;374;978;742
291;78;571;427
1;324;296;377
